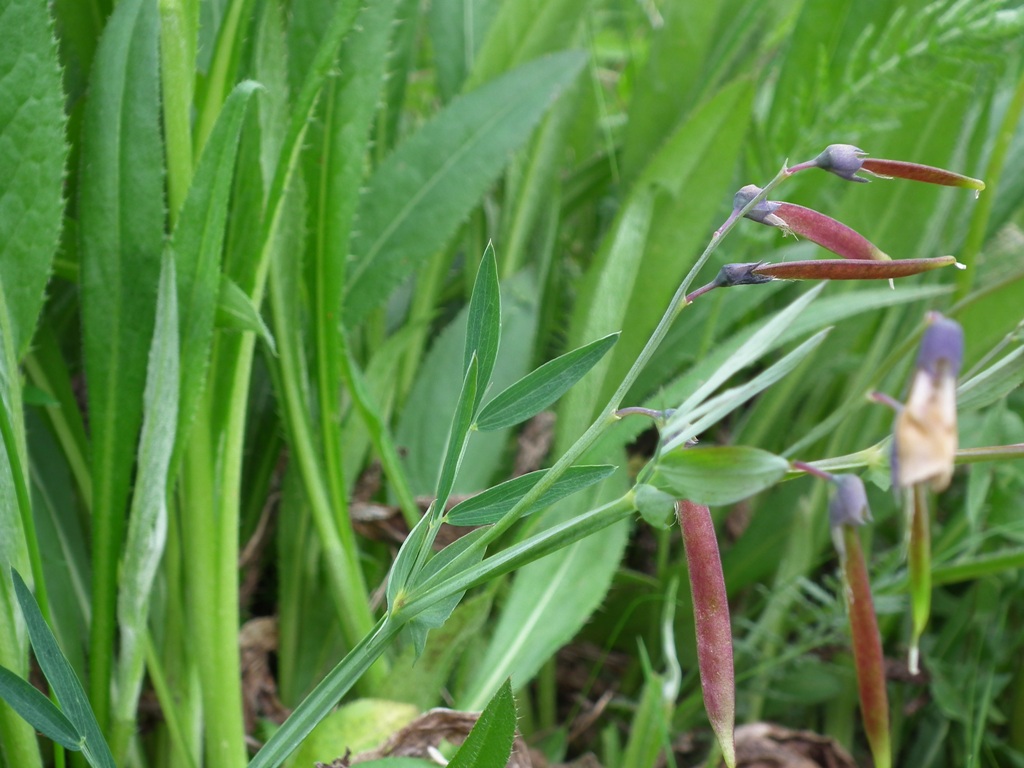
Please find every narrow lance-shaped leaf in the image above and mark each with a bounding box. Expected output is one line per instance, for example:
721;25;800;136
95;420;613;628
446;465;616;526
676;501;735;768
477;332;619;431
0;0;67;357
465;242;501;410
172;81;260;456
112;255;179;761
343;51;587;326
77;0;165;728
0;666;81;752
11;570;116;768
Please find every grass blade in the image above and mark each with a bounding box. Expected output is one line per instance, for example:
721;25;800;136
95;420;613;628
77;0;164;729
112;255;179;761
0;665;81;752
11;570;115;768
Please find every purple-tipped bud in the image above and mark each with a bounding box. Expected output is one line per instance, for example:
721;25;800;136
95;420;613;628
893;313;963;491
829;474;872;529
839;524;893;768
676;500;736;768
789;143;986;190
789;144;869;182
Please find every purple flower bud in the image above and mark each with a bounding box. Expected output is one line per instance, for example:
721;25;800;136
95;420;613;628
789;144;869;182
829;474;872;529
789;143;986;190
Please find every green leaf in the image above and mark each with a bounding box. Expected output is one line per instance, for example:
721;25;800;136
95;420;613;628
0;0;66;357
396;272;538;498
427;0;501;99
466;0;593;87
403;528;489;657
436;357;479;511
477;332;619;431
665;329;831;449
650;446;790;506
448;678;517;768
446;465;616;526
77;0;164;726
215;275;277;354
0;665;81;751
11;570;116;768
112;255;179;757
172;80;260;450
343;50;587;326
664;283;825;444
465;243;501;409
958;346;1024;411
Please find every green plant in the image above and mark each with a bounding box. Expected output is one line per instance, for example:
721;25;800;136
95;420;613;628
2;2;1024;768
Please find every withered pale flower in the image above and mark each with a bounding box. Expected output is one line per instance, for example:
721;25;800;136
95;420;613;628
789;143;986;191
893;313;964;491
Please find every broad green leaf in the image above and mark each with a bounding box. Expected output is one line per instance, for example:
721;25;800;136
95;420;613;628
77;0;164;725
428;0;501;99
112;256;179;759
11;570;115;768
0;0;66;357
958;346;1024;411
287;698;419;768
436;357;479;511
558;187;655;448
620;1;721;181
466;0;593;88
0;665;81;751
0;280;38;767
446;465;616;526
448;678;517;768
665;329;831;450
215;276;277;354
650;446;790;506
343;51;587;326
476;332;619;431
465;243;501;408
172;81;260;451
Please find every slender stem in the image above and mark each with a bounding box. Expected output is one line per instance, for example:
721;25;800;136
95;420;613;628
400;165;795;614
